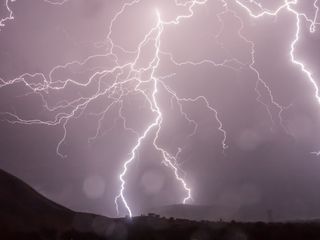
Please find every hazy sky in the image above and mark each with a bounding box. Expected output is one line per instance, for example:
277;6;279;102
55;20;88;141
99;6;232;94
1;0;320;221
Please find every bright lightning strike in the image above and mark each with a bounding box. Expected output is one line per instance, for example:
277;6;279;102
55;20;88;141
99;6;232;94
234;0;320;151
1;0;319;217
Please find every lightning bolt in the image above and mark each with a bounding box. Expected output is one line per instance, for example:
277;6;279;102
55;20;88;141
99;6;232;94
1;0;319;218
0;0;69;32
0;0;15;31
115;1;213;217
234;0;320;151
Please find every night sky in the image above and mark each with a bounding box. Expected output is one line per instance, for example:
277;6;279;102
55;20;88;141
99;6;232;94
1;0;320;221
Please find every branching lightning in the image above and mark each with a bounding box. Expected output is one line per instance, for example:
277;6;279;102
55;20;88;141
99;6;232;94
1;0;319;217
233;0;320;152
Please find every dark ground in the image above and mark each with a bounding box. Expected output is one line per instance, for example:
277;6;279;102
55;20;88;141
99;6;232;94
1;168;320;240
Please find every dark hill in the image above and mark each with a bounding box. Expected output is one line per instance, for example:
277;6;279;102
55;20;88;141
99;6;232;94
0;168;73;232
0;169;113;239
2;168;320;240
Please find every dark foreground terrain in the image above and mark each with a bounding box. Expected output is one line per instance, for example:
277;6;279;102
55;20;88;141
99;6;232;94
1;168;320;240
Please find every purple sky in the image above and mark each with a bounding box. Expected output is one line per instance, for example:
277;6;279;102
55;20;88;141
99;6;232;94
1;0;320;221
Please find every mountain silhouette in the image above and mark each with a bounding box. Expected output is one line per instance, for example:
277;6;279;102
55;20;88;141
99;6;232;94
2;168;320;240
0;169;113;239
0;168;74;231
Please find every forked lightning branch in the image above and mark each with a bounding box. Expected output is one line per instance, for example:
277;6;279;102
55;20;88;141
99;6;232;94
0;0;319;217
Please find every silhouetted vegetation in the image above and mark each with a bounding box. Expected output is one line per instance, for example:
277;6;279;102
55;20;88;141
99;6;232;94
3;216;320;240
2;168;320;239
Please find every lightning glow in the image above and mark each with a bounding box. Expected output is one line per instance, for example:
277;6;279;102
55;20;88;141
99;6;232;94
0;0;319;217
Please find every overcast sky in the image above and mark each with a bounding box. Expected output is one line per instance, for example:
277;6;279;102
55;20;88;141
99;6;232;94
1;0;320;221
